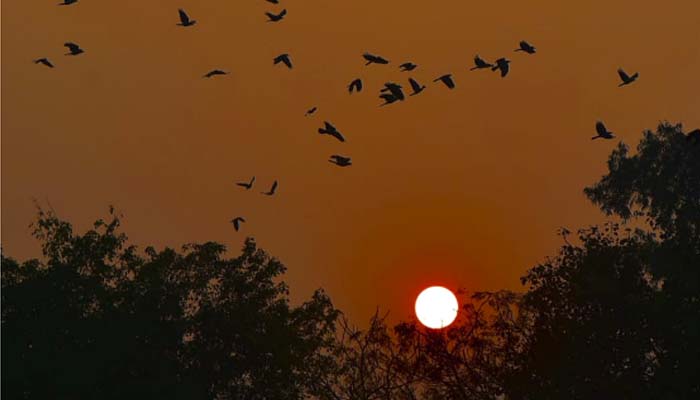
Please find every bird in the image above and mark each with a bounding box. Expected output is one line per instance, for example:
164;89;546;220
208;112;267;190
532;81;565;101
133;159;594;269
329;155;352;167
617;68;639;87
262;180;278;196
433;74;455;89
231;217;246;232
64;42;84;56
273;53;292;69
265;9;287;22
381;82;405;101
408;78;426;96
266;0;279;3
348;78;363;93
470;55;493;70
592;121;615;140
34;58;54;68
686;129;700;144
236;176;255;190
399;62;417;71
305;107;317;116
515;41;536;54
492;58;510;77
363;53;389;65
379;93;399;106
318;121;345;142
203;70;227;78
58;0;78;5
177;9;196;27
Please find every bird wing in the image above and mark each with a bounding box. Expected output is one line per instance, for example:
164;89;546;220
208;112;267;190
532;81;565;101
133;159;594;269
618;69;630;81
409;78;421;92
445;76;455;88
271;181;278;193
279;9;287;17
282;56;292;69
520;41;530;49
332;131;345;142
324;121;335;131
596;121;606;136
500;63;509;77
178;9;190;24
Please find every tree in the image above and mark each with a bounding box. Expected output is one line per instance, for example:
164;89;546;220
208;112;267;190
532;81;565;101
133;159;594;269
2;207;339;399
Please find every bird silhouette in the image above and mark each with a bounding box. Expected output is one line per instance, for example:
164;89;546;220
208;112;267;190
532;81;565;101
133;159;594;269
203;70;227;78
273;53;292;69
433;74;455;89
318;121;345;142
686;129;700;144
231;217;246;232
408;78;426;96
34;58;54;68
515;41;536;54
381;82;405;100
64;42;84;56
363;53;389;65
617;68;639;87
399;62;417;71
492;58;510;77
592;121;615;140
58;0;78;5
266;9;287;22
266;0;279;3
262;180;278;195
329;155;352;167
348;78;363;93
379;93;399;106
236;176;255;190
177;9;196;26
470;55;493;70
305;107;317;116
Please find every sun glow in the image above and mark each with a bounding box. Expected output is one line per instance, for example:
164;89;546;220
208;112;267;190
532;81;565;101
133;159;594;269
415;286;459;329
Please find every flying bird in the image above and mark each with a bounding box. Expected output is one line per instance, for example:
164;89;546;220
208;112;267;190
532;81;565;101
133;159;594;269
381;82;405;100
231;217;246;232
318;121;345;142
305;107;317;116
177;9;196;26
515;41;536;54
262;180;278;196
266;0;279;3
64;42;84;55
470;55;493;70
408;78;426;96
58;0;78;5
433;74;455;89
379;93;399;106
203;69;227;78
34;58;54;68
329;155;352;167
363;53;389;65
265;9;287;22
273;53;292;69
592;121;615;140
348;78;363;93
399;62;417;71
236;176;255;190
617;68;639;87
685;129;700;144
492;58;510;77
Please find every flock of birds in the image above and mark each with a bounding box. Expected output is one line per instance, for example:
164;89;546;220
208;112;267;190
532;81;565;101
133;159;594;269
33;1;699;233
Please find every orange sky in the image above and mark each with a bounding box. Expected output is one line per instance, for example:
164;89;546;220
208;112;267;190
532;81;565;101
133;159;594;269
3;0;699;323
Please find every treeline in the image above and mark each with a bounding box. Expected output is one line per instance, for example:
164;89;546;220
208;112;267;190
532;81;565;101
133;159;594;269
2;123;698;399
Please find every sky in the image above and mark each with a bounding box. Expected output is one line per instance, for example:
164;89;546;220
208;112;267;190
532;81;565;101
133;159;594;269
3;0;699;323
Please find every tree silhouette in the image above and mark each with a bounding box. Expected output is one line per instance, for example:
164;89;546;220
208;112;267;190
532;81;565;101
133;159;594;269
2;207;339;399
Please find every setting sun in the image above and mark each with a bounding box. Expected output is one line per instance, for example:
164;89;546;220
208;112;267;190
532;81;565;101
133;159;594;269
415;286;459;329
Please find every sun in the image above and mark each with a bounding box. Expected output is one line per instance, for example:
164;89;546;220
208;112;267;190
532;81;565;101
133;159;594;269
415;286;459;329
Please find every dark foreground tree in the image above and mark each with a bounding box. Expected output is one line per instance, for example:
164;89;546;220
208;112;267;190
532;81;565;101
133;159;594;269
2;207;338;399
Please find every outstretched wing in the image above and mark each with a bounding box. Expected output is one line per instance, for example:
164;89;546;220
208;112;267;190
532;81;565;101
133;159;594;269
409;78;421;92
282;56;292;69
444;75;455;88
178;9;190;24
618;68;630;82
596;121;607;136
